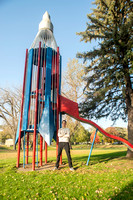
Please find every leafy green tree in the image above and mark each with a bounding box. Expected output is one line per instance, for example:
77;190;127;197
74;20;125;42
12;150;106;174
115;127;128;139
97;131;104;143
74;123;91;143
66;118;90;144
77;0;133;157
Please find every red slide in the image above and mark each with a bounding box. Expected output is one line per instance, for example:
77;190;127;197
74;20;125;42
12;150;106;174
59;95;133;151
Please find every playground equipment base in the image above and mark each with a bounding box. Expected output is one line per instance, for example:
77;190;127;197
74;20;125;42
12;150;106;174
17;162;67;172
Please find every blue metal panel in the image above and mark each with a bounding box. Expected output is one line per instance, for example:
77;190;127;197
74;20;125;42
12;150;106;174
15;49;34;143
39;97;55;145
45;47;52;98
22;49;34;130
15;115;20;144
39;47;55;145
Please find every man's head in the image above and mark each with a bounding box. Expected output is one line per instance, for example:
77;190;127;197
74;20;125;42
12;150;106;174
62;120;67;128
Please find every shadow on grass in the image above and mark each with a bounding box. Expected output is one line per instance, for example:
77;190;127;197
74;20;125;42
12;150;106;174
73;150;127;165
60;151;127;170
110;181;133;200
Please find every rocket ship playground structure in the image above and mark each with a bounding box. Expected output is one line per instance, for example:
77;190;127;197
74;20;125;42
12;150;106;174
16;11;133;171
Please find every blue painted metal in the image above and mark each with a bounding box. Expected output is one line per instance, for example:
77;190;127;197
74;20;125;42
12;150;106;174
23;131;26;168
22;49;34;131
45;47;52;98
86;128;98;166
39;47;55;145
39;97;55;145
15;115;20;144
15;49;34;144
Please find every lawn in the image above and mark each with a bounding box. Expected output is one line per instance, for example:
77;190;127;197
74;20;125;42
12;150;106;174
0;145;133;200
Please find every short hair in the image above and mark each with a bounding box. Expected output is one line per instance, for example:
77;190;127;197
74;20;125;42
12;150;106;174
62;120;67;124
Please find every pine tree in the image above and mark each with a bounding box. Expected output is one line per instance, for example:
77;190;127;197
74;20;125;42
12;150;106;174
77;0;133;157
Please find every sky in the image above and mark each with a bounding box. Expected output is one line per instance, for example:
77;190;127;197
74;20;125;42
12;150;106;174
0;0;128;129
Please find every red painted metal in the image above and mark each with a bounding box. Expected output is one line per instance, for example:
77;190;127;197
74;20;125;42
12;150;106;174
40;136;43;166
56;47;59;158
45;142;47;163
59;95;133;151
26;133;29;164
32;42;41;171
17;49;28;168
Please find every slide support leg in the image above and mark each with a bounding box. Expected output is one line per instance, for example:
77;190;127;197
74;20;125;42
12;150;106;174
86;128;98;166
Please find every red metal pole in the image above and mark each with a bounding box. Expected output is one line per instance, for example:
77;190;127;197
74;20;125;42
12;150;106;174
40;136;43;166
26;133;29;164
32;42;41;171
45;142;47;164
17;49;28;168
44;58;48;164
56;47;59;158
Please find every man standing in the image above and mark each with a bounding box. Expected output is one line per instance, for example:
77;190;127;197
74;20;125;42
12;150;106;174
54;120;74;171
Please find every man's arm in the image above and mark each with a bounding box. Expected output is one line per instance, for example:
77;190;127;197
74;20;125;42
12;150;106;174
63;129;70;138
58;129;64;137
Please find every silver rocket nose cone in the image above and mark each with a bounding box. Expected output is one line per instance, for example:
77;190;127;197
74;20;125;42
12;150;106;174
39;11;53;32
30;11;57;50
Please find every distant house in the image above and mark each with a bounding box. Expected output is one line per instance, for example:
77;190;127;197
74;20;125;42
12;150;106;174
5;139;13;147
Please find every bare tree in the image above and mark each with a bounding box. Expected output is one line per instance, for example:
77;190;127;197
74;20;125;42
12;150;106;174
62;58;87;142
62;58;86;102
0;87;21;149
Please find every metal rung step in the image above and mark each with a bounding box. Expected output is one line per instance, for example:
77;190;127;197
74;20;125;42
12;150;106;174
25;156;32;157
24;155;37;158
39;99;45;102
24;162;39;165
24;163;32;166
24;142;31;145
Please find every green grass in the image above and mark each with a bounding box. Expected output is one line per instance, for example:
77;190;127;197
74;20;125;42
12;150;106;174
0;145;133;200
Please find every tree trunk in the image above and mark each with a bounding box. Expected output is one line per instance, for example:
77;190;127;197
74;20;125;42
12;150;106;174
126;104;133;158
13;133;16;150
